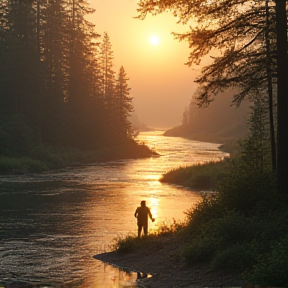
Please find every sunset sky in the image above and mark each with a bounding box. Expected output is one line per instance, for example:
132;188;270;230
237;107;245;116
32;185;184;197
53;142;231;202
87;0;201;129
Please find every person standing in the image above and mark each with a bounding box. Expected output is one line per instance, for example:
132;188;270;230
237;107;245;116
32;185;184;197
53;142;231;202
134;200;155;237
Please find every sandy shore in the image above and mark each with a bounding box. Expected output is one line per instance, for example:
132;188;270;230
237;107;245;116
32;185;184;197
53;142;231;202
94;234;245;288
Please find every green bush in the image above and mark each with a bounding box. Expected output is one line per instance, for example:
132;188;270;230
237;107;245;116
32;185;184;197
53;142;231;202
217;164;278;215
183;199;288;276
245;235;288;286
185;195;224;233
0;156;48;173
21;158;48;172
182;211;257;266
152;218;187;235
212;243;255;270
182;236;219;264
0;156;23;173
208;211;257;245
30;146;65;168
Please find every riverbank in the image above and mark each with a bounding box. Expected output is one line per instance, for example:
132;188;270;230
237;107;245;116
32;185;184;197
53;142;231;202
94;234;245;288
0;140;156;174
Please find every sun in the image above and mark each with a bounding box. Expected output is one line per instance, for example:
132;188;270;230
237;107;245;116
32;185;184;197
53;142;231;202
149;35;160;46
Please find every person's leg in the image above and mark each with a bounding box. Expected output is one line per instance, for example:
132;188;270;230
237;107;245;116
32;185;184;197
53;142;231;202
143;225;148;236
138;224;143;238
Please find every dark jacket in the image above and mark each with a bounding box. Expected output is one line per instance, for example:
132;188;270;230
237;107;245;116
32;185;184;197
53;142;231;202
134;206;153;226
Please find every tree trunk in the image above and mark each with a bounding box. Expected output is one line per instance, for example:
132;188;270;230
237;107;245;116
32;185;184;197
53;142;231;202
275;0;288;193
265;0;276;171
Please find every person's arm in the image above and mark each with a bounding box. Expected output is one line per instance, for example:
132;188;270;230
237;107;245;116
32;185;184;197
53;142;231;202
148;208;155;222
134;208;138;218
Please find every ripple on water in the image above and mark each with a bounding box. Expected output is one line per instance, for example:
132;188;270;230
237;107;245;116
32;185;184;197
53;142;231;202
0;131;228;287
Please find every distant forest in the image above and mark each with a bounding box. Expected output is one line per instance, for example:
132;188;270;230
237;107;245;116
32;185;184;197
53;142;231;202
0;0;135;157
171;90;251;143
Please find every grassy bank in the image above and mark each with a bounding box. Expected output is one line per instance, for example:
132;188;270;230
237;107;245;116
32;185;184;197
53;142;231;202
160;160;231;190
0;140;154;174
160;137;241;191
114;158;288;287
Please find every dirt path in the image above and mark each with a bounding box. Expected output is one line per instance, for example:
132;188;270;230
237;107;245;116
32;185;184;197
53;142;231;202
94;234;245;288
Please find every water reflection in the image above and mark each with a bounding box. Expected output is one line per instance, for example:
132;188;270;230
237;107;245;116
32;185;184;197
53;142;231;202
150;197;160;221
90;262;146;288
0;131;228;287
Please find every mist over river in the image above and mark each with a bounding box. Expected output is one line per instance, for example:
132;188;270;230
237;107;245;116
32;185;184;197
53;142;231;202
0;131;229;287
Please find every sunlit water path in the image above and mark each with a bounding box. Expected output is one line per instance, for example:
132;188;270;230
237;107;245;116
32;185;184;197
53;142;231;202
0;131;229;287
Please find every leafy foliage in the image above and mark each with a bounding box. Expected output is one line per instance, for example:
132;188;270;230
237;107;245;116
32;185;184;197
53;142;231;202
157;95;287;285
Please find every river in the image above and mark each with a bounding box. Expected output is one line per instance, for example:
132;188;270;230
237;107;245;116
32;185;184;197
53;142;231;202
0;131;229;287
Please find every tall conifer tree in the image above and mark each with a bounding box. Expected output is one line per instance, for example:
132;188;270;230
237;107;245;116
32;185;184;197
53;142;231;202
115;66;133;138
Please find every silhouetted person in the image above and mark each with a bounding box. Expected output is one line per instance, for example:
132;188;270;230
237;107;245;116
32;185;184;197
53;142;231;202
134;200;155;237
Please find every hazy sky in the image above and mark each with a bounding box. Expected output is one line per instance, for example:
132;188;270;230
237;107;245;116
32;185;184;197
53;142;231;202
87;0;201;129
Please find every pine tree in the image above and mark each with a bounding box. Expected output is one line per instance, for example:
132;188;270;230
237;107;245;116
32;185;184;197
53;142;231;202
0;0;40;131
99;32;117;142
100;32;115;110
115;66;134;138
0;0;11;120
39;0;70;145
241;92;271;172
182;107;189;125
64;0;103;148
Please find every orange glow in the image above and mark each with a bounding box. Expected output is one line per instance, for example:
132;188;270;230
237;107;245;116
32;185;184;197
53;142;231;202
86;1;199;128
149;196;160;221
149;35;160;46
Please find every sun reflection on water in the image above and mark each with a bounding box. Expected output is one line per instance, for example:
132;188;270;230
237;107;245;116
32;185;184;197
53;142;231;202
149;196;160;223
0;131;229;287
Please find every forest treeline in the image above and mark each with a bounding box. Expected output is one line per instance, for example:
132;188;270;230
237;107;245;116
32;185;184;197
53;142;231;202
0;0;143;170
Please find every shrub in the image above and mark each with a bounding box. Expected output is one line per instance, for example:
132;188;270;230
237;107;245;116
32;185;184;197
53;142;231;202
182;236;219;264
0;156;23;173
218;168;278;215
0;156;48;173
153;218;187;235
212;243;255;270
30;146;64;169
244;235;288;286
183;210;257;266
185;195;224;233
208;211;257;245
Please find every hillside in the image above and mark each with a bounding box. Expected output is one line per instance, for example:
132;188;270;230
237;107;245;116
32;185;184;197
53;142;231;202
164;92;251;144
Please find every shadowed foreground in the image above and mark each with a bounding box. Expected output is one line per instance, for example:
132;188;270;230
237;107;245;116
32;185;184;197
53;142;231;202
94;234;245;288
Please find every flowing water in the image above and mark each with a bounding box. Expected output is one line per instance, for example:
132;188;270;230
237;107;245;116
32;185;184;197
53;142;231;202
0;131;229;287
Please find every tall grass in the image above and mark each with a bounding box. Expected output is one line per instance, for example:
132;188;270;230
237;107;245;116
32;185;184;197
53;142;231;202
113;219;186;253
160;160;230;190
